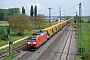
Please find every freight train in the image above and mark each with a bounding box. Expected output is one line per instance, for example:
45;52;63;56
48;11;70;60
27;18;72;50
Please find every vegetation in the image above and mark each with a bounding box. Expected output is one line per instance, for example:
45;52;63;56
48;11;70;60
8;14;32;35
66;16;70;20
81;22;90;60
30;5;33;17
73;18;90;60
34;5;37;17
0;27;7;40
30;5;37;18
22;7;25;14
0;21;8;24
3;52;19;60
33;14;47;29
88;18;90;23
0;30;39;47
74;15;79;24
0;8;20;20
72;22;78;28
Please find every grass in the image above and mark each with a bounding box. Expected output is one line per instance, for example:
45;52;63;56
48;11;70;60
0;29;40;47
1;52;19;60
72;19;90;60
74;57;82;60
0;21;9;26
0;39;26;60
0;39;26;52
81;22;90;60
0;21;8;24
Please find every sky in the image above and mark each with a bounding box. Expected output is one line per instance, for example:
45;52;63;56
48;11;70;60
0;0;90;16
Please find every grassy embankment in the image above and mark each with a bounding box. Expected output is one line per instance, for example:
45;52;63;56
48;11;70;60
72;19;90;60
81;22;90;60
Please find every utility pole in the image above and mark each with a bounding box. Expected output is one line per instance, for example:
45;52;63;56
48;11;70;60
48;8;52;26
64;11;65;20
78;2;82;57
59;6;61;22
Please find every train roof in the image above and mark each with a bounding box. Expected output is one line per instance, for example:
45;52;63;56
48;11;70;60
42;23;61;31
42;26;53;31
29;32;46;37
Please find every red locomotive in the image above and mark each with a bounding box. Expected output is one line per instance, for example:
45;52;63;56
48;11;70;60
27;32;47;49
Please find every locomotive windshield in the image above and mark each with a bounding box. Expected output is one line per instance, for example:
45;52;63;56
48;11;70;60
28;37;36;40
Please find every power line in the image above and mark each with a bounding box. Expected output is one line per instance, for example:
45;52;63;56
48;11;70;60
51;3;80;16
63;4;79;12
51;11;59;15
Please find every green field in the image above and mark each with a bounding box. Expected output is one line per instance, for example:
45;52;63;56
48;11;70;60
73;21;90;60
81;22;90;60
0;29;40;47
0;21;8;24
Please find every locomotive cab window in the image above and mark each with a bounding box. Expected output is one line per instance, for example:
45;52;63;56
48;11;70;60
28;37;36;40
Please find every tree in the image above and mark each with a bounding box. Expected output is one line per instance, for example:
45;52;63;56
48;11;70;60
88;18;90;23
34;5;37;17
66;16;70;20
34;14;47;29
74;15;79;24
0;27;7;40
0;9;5;20
0;8;20;20
30;5;33;18
22;7;25;14
8;14;32;35
7;8;20;15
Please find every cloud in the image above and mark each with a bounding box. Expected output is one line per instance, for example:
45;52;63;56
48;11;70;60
28;3;46;9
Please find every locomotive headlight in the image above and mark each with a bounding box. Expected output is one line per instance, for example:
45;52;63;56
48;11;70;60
28;42;30;44
33;42;36;44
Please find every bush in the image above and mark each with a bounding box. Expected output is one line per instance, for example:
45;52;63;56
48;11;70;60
88;18;90;23
72;22;78;28
0;27;7;40
16;32;23;36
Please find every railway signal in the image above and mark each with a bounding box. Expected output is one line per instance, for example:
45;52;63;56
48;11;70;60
7;28;11;35
7;28;11;56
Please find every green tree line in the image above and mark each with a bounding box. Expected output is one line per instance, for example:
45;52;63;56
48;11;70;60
0;8;20;20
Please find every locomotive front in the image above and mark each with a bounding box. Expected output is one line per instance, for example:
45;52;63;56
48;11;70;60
27;36;37;49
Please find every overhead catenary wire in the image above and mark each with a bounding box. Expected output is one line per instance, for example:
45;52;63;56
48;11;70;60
51;3;80;16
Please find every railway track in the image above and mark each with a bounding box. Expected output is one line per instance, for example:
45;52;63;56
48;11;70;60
0;43;26;58
59;26;73;60
13;51;33;60
37;23;72;60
